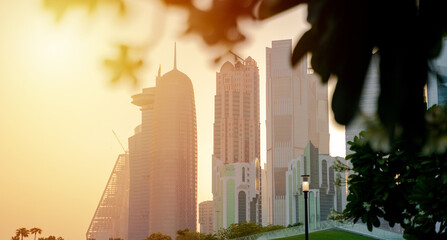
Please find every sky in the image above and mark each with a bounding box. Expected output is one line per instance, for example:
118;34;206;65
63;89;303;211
0;1;345;239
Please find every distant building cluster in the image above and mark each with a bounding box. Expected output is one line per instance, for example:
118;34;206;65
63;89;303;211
86;39;447;240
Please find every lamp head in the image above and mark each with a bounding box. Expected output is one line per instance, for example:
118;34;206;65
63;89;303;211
301;175;310;192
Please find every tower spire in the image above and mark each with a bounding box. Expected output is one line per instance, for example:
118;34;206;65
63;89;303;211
158;64;161;77
174;42;177;70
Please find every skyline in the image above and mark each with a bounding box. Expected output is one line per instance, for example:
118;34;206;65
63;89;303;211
0;1;346;240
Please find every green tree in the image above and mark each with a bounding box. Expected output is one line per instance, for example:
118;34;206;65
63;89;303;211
261;224;285;232
143;232;172;240
342;105;447;239
30;228;42;240
176;228;216;240
286;222;303;228
216;222;285;239
16;228;30;240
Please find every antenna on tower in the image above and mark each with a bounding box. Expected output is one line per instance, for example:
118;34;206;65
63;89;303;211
112;130;127;153
229;50;245;63
174;42;177;70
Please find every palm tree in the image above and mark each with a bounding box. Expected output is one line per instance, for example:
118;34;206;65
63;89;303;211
11;236;20;240
30;228;42;240
16;228;30;240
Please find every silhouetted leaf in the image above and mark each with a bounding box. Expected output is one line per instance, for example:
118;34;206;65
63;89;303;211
291;31;314;66
258;0;306;20
104;45;143;85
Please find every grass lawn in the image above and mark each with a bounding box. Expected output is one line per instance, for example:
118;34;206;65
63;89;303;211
273;229;377;240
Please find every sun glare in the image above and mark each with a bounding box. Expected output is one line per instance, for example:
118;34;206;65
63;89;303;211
21;21;86;78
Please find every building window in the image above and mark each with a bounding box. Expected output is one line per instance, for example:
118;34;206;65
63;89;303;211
238;191;246;223
242;167;245;182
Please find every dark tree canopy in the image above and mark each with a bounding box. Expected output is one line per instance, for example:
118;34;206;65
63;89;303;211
344;106;447;240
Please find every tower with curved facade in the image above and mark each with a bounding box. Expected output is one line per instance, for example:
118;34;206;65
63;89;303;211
131;45;197;238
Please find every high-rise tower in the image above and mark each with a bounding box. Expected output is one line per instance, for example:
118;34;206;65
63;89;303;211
213;57;260;164
266;39;330;226
345;55;380;155
86;153;129;240
428;38;447;107
131;45;197;238
212;57;262;229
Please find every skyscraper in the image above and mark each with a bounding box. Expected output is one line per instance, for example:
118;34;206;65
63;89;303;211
131;45;197;238
266;39;330;226
345;55;380;155
428;38;447;107
199;200;214;234
129;92;154;240
212;57;262;229
87;153;129;240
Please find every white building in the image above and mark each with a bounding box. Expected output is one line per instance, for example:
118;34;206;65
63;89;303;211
266;39;330;226
213;157;261;229
261;164;270;226
285;143;346;227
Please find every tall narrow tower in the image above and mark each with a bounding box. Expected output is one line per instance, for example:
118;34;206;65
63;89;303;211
266;39;330;226
428;38;447;107
130;45;197;238
212;56;262;229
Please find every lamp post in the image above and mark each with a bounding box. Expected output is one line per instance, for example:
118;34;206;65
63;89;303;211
302;175;310;240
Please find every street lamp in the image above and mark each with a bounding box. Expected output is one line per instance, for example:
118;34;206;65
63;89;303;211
302;175;310;240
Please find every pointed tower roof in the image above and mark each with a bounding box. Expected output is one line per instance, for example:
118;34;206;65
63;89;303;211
159;43;192;87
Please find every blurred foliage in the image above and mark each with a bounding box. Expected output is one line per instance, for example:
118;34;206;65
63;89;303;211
43;0;125;21
216;222;285;239
276;0;447;149
103;45;144;86
343;105;447;239
43;0;447;144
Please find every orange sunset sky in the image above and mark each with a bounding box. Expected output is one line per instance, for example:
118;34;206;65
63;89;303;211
0;1;345;239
